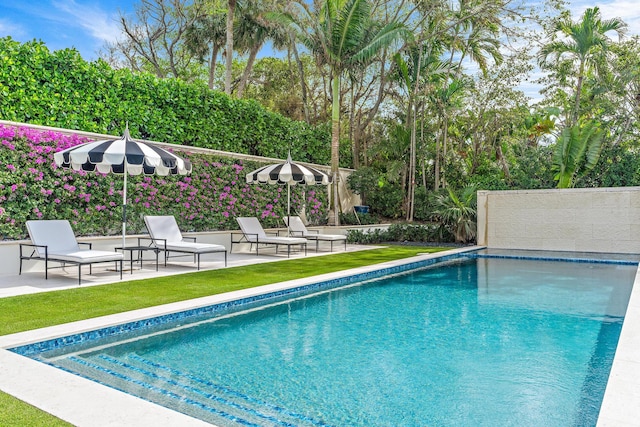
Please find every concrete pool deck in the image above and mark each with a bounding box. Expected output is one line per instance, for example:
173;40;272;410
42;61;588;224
0;246;638;426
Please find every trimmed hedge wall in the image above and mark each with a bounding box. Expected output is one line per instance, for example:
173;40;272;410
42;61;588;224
0;37;352;167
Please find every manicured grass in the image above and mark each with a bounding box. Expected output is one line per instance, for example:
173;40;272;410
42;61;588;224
0;245;448;426
0;391;72;426
0;246;448;336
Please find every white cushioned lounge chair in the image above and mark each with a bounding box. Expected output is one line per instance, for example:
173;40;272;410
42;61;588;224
232;217;307;257
284;216;347;252
20;220;124;285
142;215;227;270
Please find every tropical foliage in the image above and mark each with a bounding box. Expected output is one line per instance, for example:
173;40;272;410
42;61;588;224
433;185;477;243
538;6;627;124
552;120;604;188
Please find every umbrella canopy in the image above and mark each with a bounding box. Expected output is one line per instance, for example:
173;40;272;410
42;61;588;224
246;154;331;233
53;126;192;247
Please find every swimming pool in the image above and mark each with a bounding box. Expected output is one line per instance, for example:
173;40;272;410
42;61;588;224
9;250;637;426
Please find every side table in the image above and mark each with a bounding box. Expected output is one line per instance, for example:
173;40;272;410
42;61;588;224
115;246;160;273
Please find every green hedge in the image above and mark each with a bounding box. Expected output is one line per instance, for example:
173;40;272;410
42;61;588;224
346;223;454;244
0;37;352;167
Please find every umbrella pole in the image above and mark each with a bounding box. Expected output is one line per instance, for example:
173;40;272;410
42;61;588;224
287;183;291;236
122;164;127;249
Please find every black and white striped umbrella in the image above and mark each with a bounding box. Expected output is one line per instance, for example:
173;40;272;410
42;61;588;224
54;126;192;247
246;154;331;232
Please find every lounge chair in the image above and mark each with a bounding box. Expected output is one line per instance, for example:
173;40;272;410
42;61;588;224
142;215;227;270
20;220;124;285
232;217;307;257
284;216;347;252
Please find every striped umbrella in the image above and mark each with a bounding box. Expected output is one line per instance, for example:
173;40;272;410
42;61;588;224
53;126;192;247
246;153;331;233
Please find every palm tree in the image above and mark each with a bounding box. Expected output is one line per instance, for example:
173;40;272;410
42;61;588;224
392;46;450;220
234;4;285;98
280;0;407;225
431;78;466;190
455;25;503;76
434;184;477;243
185;13;227;89
538;7;626;124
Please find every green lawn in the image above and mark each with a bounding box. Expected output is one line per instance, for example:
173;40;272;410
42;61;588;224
0;245;448;426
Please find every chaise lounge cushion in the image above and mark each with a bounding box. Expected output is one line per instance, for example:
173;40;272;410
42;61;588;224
284;216;346;241
236;217;307;245
144;215;226;253
162;241;225;253
26;220;123;263
52;251;126;263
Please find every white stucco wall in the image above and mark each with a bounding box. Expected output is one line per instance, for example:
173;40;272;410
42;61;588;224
477;187;640;254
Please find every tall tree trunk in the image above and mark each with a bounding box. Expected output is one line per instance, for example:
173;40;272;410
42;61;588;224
442;116;448;188
572;60;586;125
350;85;359;169
290;35;310;123
208;45;219;90
434;132;440;190
421;115;427;190
407;47;422;222
330;73;341;226
236;44;261;98
422;159;427;189
495;141;511;180
353;113;362;169
225;0;236;95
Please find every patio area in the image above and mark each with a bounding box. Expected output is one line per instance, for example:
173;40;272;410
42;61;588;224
0;244;369;299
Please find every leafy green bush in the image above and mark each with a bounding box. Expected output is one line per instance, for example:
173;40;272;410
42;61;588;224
412;187;442;221
0;125;329;240
339;211;378;225
346;223;454;244
346;166;404;218
0;37;342;167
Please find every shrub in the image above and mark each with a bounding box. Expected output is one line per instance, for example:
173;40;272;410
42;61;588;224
339;211;378;226
346;166;404;219
346;223;454;244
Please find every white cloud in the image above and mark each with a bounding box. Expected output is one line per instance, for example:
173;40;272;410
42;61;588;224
598;1;640;38
568;1;640;38
51;0;123;44
0;18;26;38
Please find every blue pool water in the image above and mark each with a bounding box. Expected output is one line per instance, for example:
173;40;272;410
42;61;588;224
15;255;637;426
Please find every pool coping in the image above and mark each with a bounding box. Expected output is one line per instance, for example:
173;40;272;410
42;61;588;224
597;261;640;426
0;246;637;426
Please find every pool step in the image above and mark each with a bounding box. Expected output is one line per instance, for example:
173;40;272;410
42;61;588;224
126;355;330;427
54;354;333;427
53;355;256;426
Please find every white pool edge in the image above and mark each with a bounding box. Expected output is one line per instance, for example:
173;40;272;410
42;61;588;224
596;262;640;427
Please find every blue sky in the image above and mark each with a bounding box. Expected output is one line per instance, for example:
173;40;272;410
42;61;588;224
0;0;638;101
0;0;132;58
2;0;638;61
